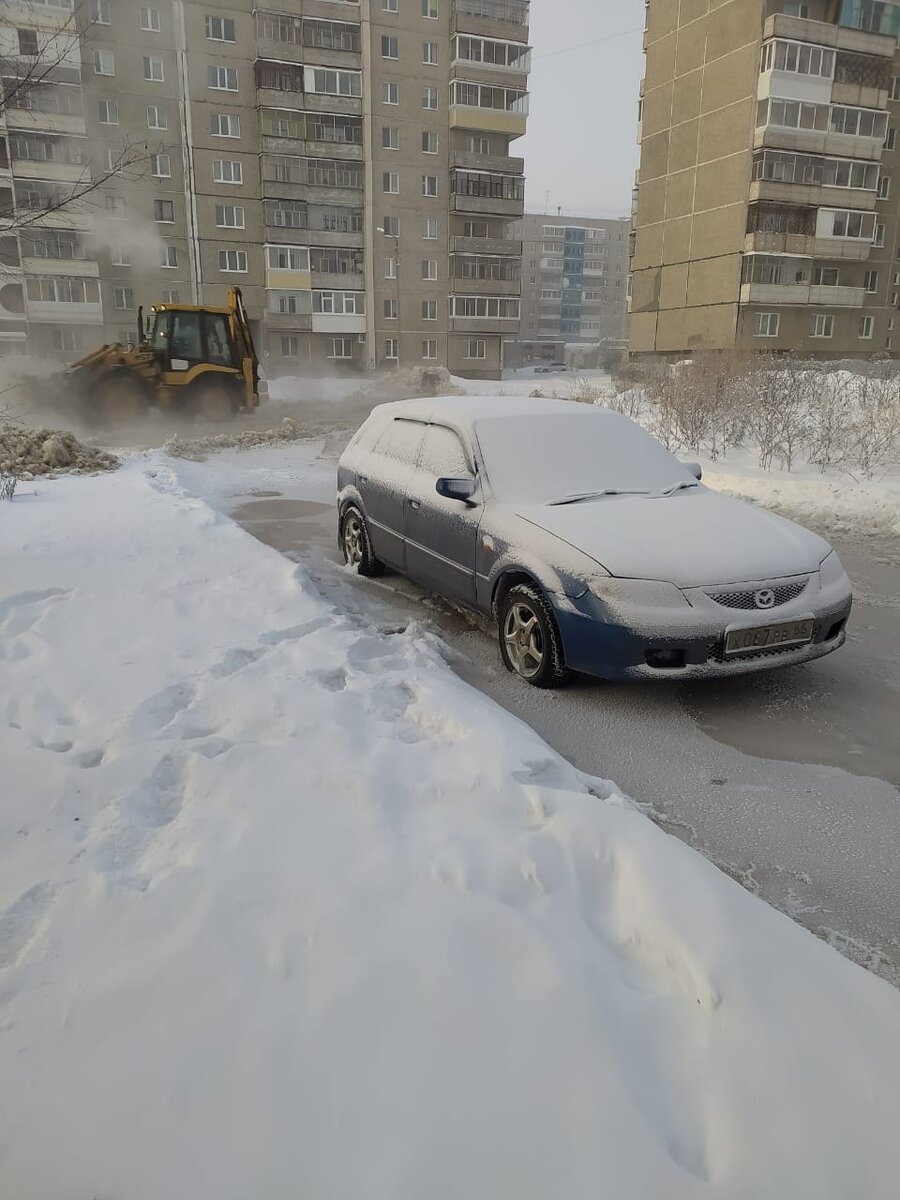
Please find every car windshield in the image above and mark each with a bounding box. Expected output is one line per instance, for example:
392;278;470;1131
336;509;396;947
474;411;694;504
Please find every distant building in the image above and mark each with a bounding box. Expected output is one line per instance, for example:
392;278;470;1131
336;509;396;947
631;0;900;358
507;213;629;365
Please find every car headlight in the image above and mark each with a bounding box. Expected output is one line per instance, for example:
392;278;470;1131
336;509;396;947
819;550;848;588
588;577;691;611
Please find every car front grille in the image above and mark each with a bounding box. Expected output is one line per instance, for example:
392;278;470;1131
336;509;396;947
706;579;809;611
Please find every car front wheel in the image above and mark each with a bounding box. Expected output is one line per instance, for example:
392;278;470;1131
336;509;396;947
340;505;383;577
498;583;568;688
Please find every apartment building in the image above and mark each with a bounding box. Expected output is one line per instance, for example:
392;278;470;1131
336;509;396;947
509;212;629;363
0;0;530;378
631;0;900;358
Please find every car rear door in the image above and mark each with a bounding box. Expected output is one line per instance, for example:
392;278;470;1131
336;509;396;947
359;417;427;569
403;423;481;604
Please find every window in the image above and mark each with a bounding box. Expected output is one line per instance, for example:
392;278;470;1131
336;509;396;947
878;176;891;199
422;0;438;15
140;6;161;31
313;291;365;314
865;270;879;292
153;199;174;222
281;336;299;357
17;29;38;56
464;135;491;154
759;40;834;79
813;267;839;286
331;337;353;359
753;312;780;338
384;297;398;319
422;339;438;360
382;126;399;150
98;99;118;124
383;171;400;193
421;259;437;280
422;175;437;196
383;0;398;10
419;426;470;479
384;338;399;360
422;299;437;319
217;249;247;272
149;153;170;178
382;215;400;236
90;0;110;23
215;204;244;228
422;86;438;110
267;245;309;271
875;222;886;247
111;246;131;266
782;3;809;15
27;277;99;305
213;159;243;184
450;80;527;114
160;245;177;268
384;257;397;279
422;131;439;154
205;15;235;41
859;315;875;339
464;219;489;238
826;209;877;239
423;217;438;239
450;296;520;318
308;67;361;97
161;290;179;304
113;287;134;310
381;35;398;59
810;313;834;338
893;76;900;101
143;55;164;81
208;65;238;91
211;113;240;138
147;105;167;130
887;127;897;151
465;339;486;359
383;81;399;105
51;328;81;354
103;196;127;221
93;49;115;75
423;42;438;65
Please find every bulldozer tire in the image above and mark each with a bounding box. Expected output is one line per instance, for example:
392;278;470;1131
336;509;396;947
91;373;149;426
192;378;239;422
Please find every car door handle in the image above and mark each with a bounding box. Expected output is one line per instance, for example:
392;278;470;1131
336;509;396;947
408;499;421;510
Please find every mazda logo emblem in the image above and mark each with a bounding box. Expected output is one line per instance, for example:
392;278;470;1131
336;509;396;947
755;589;776;610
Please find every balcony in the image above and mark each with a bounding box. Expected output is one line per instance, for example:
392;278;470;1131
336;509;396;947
21;255;99;277
311;312;365;334
451;150;524;173
4;107;86;137
453;0;530;43
451;169;525;218
451;191;524;217
451;235;522;255
449;82;528;136
265;311;313;332
743;230;873;260
755;122;886;163
764;12;896;57
26;300;103;324
740;282;866;307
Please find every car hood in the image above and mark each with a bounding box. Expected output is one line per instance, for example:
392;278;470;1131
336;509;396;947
516;489;831;588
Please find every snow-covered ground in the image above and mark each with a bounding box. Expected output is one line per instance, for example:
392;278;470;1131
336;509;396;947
2;455;900;1197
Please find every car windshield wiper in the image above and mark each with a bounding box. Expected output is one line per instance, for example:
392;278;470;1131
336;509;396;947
548;489;650;507
657;480;700;497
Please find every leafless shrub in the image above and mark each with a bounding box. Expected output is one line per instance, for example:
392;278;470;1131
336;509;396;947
0;473;15;501
565;375;605;404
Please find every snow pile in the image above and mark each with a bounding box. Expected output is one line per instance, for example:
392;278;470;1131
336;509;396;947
2;460;900;1198
0;423;118;480
163;416;306;461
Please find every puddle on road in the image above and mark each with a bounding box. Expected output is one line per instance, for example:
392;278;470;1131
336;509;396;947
230;498;333;522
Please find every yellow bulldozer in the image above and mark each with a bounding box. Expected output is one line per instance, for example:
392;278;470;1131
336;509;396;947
63;287;261;422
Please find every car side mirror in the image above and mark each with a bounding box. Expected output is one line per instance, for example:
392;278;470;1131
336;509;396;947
436;476;476;501
683;461;703;480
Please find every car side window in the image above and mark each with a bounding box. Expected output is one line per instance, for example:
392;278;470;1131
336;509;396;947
375;418;427;464
418;425;469;478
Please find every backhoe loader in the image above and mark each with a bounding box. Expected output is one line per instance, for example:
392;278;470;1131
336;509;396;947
63;287;261;422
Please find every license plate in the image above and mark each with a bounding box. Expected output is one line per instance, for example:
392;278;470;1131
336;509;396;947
724;618;815;657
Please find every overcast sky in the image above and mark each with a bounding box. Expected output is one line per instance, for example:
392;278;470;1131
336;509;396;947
519;0;645;219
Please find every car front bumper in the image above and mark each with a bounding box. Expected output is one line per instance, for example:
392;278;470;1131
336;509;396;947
551;577;853;683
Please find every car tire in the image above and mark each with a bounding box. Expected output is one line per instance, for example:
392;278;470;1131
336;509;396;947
498;583;568;689
340;505;383;578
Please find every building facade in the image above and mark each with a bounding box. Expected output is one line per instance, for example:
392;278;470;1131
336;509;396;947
0;0;531;378
631;0;900;358
509;211;629;363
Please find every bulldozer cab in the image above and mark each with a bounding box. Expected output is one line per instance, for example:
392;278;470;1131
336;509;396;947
149;306;238;374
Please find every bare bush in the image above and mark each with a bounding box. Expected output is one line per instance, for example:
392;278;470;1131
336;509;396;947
565;376;605;405
0;473;15;501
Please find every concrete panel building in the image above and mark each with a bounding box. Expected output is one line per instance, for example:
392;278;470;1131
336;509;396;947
631;0;900;358
509;211;629;364
0;0;531;378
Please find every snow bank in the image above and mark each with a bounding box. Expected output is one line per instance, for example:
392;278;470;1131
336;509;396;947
2;460;900;1199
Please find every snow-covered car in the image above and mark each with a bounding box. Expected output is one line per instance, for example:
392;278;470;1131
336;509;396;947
336;397;853;688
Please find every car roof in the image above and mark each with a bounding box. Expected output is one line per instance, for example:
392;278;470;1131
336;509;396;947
369;394;625;430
